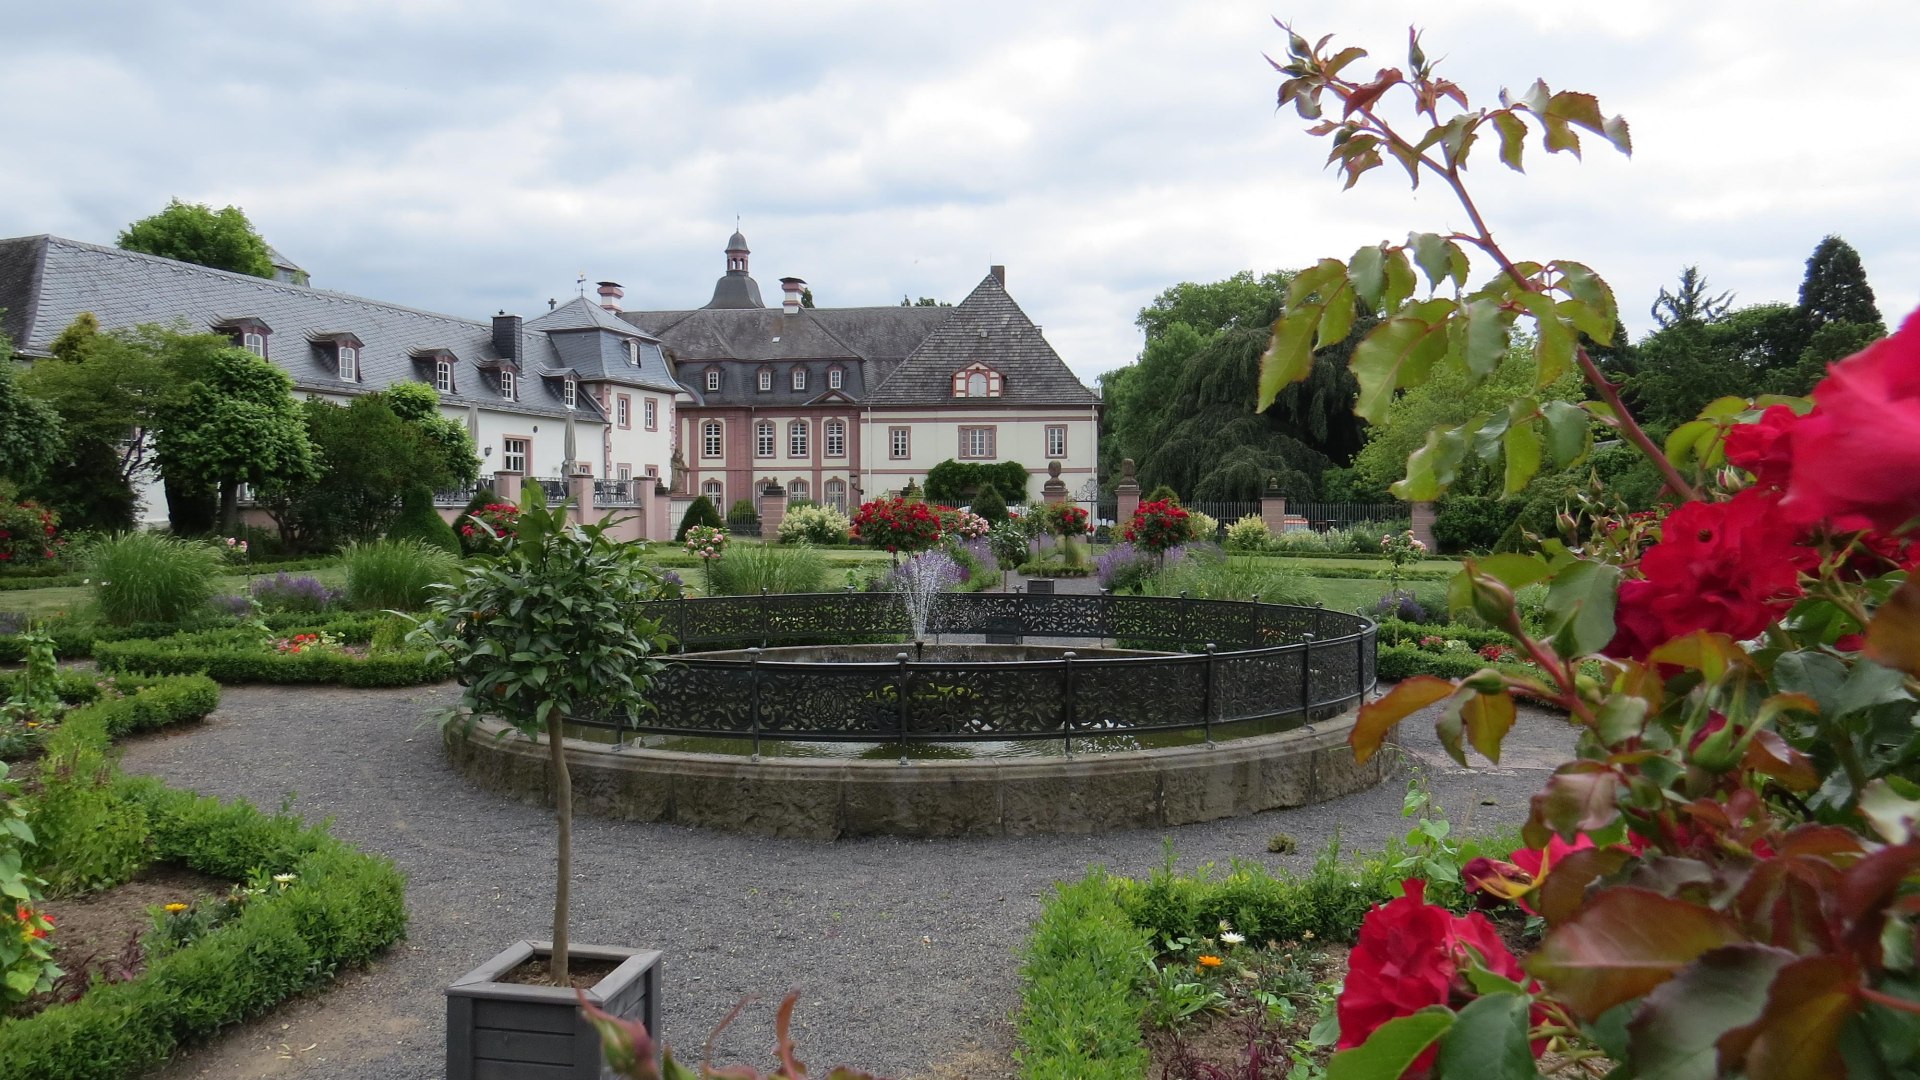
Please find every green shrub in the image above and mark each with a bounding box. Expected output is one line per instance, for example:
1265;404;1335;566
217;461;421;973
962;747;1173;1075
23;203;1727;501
707;542;828;595
1144;550;1316;604
777;504;852;546
86;532;223;626
341;539;458;611
674;495;724;542
1015;872;1151;1080
1116;842;1403;951
0;776;407;1078
450;487;498;556
94;630;448;686
726;498;759;529
970;481;1008;524
1223;514;1272;553
385;485;460;554
1376;642;1486;680
27;708;150;895
1431;495;1515;553
1143;484;1181;506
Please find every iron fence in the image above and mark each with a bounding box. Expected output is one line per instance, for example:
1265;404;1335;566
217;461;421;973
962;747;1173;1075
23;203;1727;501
594;479;637;506
564;592;1376;749
530;477;569;502
434;485;478;508
1281;502;1406;531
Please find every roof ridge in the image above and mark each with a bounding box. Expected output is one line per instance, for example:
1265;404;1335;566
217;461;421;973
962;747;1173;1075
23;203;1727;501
27;234;500;333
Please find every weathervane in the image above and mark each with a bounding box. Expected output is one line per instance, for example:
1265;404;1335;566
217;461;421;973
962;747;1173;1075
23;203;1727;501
576;272;586;297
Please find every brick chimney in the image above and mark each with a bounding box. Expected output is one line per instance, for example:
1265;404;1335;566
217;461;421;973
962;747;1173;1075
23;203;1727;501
779;277;806;315
491;312;522;361
596;281;624;312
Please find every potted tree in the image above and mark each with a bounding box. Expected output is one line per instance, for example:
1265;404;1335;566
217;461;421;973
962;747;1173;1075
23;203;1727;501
416;485;675;1078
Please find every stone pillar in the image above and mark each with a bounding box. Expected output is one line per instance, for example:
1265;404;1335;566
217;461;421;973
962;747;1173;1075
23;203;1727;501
1041;460;1068;505
647;482;672;541
567;464;595;528
1410;500;1438;553
493;470;522;505
758;481;787;540
1115;457;1140;526
1260;476;1289;534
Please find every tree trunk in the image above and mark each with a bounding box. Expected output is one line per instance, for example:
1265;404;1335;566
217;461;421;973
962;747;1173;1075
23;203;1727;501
218;480;240;536
548;713;571;985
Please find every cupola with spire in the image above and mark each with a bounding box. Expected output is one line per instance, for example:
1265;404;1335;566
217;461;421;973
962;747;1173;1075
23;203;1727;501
705;227;765;309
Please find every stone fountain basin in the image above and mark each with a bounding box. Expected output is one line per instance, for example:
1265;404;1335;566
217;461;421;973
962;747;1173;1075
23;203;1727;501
683;643;1171;663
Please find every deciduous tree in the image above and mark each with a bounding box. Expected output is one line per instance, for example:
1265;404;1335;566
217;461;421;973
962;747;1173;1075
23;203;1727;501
152;342;315;534
118;199;275;278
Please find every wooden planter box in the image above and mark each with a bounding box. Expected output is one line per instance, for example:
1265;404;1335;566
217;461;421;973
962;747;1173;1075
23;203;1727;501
447;941;661;1079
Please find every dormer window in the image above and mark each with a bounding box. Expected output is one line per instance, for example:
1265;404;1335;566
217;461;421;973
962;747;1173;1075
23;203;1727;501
951;362;1003;398
758;369;772;391
338;345;358;381
829;367;843;390
215;317;272;359
563;378;578;409
243;332;266;358
792;369;806;391
625;340;640;367
706;370;721;392
500;369;516;400
434;358;453;393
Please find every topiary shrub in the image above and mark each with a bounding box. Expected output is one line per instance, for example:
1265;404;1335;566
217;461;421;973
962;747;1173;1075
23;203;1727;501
726;499;759;533
1143;484;1181;506
675;496;724;542
385;484;460;554
970;482;1008;524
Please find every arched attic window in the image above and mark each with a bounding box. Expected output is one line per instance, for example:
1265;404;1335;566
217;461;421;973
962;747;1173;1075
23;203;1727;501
952;362;1003;398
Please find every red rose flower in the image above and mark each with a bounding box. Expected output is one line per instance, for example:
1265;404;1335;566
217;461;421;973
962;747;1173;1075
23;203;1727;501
1604;490;1810;659
1723;404;1800;489
1781;306;1920;534
1339;880;1532;1072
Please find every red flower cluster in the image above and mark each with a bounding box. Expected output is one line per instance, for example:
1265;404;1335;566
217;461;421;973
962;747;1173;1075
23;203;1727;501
1120;500;1190;553
0;500;62;565
850;497;946;554
1038;503;1091;537
1339;880;1532;1070
275;633;323;654
1780;307;1920;533
1604;490;1812;659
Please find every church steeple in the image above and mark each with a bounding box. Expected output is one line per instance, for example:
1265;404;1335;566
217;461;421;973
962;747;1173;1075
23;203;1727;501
704;226;766;309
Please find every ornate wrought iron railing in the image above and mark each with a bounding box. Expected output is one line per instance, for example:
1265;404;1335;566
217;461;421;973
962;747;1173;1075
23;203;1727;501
577;593;1375;751
593;479;636;506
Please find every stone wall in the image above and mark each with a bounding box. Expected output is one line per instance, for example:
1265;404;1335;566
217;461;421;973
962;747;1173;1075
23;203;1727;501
446;715;1393;840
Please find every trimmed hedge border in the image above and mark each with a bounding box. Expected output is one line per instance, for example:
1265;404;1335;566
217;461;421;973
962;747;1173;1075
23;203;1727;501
95;630;448;687
0;673;220;759
0;780;408;1077
0;612;393;664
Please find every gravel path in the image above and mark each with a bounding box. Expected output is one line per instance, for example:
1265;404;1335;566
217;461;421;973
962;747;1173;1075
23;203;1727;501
119;682;1576;1079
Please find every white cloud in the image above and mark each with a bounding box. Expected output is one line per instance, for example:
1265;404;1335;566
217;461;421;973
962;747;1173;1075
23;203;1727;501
3;0;1915;388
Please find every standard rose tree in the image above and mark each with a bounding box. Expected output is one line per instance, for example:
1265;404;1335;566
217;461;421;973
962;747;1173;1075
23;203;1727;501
1262;25;1920;1079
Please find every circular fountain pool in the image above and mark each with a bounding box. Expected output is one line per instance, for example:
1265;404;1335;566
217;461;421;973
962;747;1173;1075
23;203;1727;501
445;591;1386;837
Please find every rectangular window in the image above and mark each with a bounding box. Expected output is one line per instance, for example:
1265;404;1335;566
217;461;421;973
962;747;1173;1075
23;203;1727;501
502;438;528;474
702;422;723;458
706;370;721;392
889;426;910;459
338;346;357;381
643;398;657;430
1046;425;1067;459
758;370;772;391
960;426;996;459
756;422;775;458
793;369;806;390
617;464;632;482
625;340;639;366
789;422;808;458
829;368;843;390
825;420;845;458
243;331;266;358
434;359;453;393
500;369;516;400
643;464;658;477
617;395;631;429
564;380;578;409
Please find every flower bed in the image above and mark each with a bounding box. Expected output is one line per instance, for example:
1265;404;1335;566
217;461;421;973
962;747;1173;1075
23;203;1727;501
0;732;407;1076
0;609;382;664
95;626;448;687
1;674;219;759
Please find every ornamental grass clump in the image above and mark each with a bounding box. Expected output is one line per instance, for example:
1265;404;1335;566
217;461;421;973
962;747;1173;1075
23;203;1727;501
341;539;458;611
706;541;827;596
87;532;223;626
412;486;672;984
1264;24;1920;1077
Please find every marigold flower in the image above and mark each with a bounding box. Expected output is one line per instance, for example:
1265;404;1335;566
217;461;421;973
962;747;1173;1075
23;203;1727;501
164;902;189;913
1196;954;1224;968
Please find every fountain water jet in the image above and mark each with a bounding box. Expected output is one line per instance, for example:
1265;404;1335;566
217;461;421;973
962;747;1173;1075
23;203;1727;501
891;549;963;642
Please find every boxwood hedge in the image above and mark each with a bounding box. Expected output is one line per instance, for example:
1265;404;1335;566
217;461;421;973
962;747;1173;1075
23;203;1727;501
94;629;448;687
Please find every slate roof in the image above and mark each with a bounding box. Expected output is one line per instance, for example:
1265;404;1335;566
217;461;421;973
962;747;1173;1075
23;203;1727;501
0;234;603;422
865;272;1101;406
623;305;952;407
525;297;679;393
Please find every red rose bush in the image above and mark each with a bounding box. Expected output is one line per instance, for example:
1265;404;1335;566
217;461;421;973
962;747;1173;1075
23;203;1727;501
1264;28;1920;1079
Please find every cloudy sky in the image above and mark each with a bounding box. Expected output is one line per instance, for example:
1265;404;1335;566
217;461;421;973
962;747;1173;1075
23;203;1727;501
4;1;1915;386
